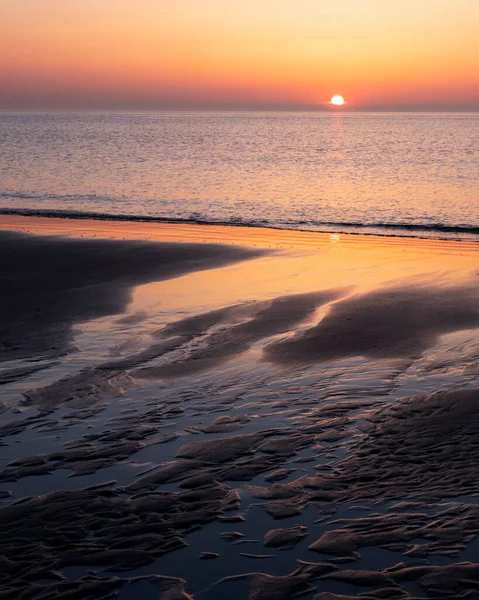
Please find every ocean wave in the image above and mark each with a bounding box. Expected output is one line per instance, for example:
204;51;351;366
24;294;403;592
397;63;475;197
0;206;478;240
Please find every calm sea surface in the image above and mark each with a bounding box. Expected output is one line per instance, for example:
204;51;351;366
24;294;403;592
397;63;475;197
0;112;478;239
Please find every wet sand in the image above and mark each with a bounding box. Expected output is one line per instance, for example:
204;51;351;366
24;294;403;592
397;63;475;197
0;215;478;600
0;230;262;363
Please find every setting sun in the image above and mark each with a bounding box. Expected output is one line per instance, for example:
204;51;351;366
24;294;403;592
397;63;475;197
330;95;345;106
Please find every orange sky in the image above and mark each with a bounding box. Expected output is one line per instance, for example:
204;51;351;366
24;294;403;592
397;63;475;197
1;0;478;110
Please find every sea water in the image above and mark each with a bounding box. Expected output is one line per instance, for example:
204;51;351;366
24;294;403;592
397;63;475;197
0;111;478;239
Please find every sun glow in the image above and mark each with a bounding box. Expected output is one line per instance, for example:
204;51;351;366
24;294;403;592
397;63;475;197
330;95;345;106
1;2;478;110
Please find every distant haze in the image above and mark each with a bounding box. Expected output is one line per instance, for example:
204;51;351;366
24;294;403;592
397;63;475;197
1;0;478;111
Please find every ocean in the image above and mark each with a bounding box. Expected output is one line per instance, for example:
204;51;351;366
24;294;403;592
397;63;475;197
0;111;478;240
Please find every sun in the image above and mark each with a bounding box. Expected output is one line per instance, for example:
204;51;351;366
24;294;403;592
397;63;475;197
330;95;345;106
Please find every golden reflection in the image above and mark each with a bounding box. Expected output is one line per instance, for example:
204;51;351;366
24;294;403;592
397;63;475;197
125;224;478;323
2;212;478;326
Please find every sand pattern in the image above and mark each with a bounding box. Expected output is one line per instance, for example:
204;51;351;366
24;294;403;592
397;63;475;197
1;228;479;599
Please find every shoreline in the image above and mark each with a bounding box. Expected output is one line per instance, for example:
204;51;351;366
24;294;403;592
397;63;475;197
1;214;479;251
0;207;479;241
1;209;479;243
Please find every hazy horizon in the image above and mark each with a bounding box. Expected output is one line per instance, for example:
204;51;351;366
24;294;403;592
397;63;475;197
1;104;479;114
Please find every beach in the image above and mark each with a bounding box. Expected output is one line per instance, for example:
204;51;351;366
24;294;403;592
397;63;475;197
1;215;479;600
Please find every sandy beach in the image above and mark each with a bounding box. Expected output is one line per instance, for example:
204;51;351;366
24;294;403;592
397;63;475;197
1;215;479;600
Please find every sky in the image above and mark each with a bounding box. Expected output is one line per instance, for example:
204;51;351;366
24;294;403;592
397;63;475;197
1;0;478;111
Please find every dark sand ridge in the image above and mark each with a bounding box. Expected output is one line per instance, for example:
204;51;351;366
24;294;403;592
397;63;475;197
313;561;479;599
17;289;347;411
217;559;479;599
131;289;348;379
0;480;233;598
207;389;479;599
0;231;264;363
12;389;479;509
7;278;477;476
332;387;479;502
10;278;479;412
3;371;479;596
238;388;479;554
265;282;479;364
99;281;479;380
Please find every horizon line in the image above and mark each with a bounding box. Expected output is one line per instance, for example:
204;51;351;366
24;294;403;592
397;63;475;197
1;107;478;115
